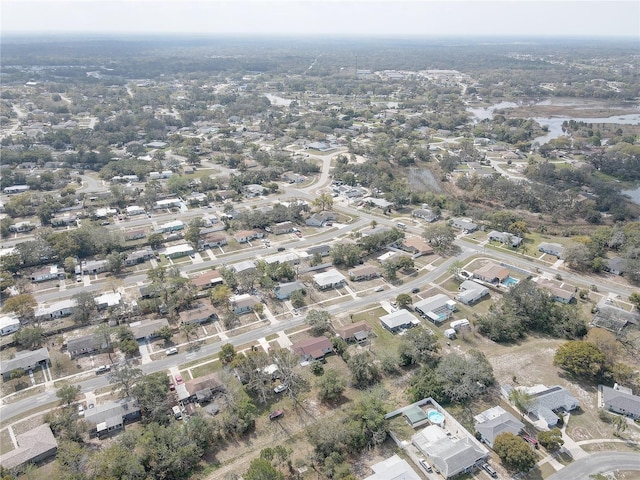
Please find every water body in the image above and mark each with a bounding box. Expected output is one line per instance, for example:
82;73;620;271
467;100;640;145
622;187;640;206
264;93;292;107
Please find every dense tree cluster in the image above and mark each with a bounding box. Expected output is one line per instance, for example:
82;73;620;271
477;279;587;342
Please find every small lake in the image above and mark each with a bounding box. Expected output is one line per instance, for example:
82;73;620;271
622;186;640;206
467;100;640;145
264;93;293;107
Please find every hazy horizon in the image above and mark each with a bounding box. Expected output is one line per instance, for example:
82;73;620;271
3;0;639;39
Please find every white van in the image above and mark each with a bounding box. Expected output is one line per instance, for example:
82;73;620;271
396;222;407;229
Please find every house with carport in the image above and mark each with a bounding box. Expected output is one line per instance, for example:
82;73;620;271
380;309;420;333
335;320;372;343
1;347;50;380
474;406;525;448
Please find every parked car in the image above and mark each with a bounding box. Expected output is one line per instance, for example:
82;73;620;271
374;286;384;292
175;374;183;385
78;404;85;416
169;383;175;391
418;459;432;473
95;365;111;374
412;287;420;294
521;434;539;448
76;275;83;282
166;347;178;355
274;384;287;394
277;247;286;252
269;409;284;420
481;462;498;478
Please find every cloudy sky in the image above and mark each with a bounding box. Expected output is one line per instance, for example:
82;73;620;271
2;0;639;38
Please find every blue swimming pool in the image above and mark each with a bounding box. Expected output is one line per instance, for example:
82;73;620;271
427;409;445;424
502;277;519;287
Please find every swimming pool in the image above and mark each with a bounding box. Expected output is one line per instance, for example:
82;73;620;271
427;409;445;424
502;277;519;287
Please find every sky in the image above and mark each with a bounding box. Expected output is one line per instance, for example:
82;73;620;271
2;0;639;38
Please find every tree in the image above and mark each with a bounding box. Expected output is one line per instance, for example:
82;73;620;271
509;389;535;416
118;327;140;357
220;343;237;365
537;428;564;452
106;251;125;274
396;293;413;309
2;293;37;321
423;223;456;254
493;432;537;472
447;259;464;278
563;242;592;271
147;232;164;249
56;384;81;406
72;291;97;325
253;302;264;317
553;341;606;379
14;326;45;349
289;290;306;309
436;350;494;403
95;323;115;362
630;292;640;310
306;309;331;336
317;369;347;402
244;458;284;480
348;352;381;389
396;256;415;272
184;218;205;250
131;372;171;424
313;192;334;211
157;325;174;343
211;284;233;307
398;326;439;366
612;414;628;435
109;362;143;398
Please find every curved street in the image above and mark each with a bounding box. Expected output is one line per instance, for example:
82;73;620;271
546;452;640;480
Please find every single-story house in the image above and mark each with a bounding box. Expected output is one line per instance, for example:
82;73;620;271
274;281;305;300
125;247;154;266
81;259;109;275
348;265;380;281
306;211;337;227
601;384;640;419
201;233;227;249
365;197;394;210
10;222;37;233
229;294;260;314
124;229;146;241
291;336;334;361
94;292;122;310
456;280;490;305
414;294;456;325
179;303;218;325
163;244;194;259
4;185;30;194
154;198;182;210
158;220;184;233
84;398;141;438
234;229;264;243
263;251;301;266
30;265;65;283
401;237;434;256
535;278;575;304
488;230;523;247
242;184;266;198
231;260;257;274
35;299;77;320
0;423;58;471
335;321;372;342
191;270;223;290
129;318;170;340
125;205;145;216
364;454;422;480
51;214;78;227
1;347;50;380
412;208;439;223
183;373;224;403
0;315;21;336
93;207;117;219
592;301;639;333
380;309;420;333
272;221;296;235
67;333;105;359
473;263;510;284
306;244;331;257
538;242;564;258
504;384;579;428
604;257;627;276
449;218;478;233
313;269;347;290
283;172;305;184
149;171;173;180
474;406;525;448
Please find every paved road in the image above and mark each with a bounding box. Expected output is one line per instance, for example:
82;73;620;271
546;452;640;480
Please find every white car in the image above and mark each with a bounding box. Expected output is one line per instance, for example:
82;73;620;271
78;404;85;416
374;286;384;292
166;347;178;355
274;384;287;394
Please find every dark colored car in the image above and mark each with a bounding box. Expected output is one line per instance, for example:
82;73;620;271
412;288;420;294
269;409;284;420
